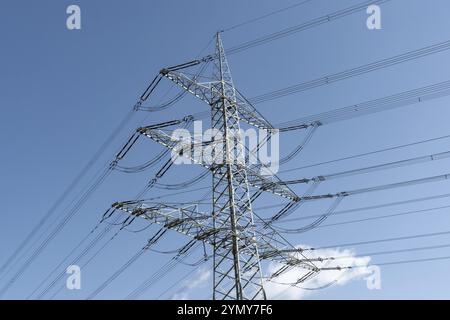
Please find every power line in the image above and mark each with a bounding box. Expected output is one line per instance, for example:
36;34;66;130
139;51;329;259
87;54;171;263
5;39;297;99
31;157;183;299
86;247;147;300
306;204;450;230
1;33;216;299
279;133;450;175
85;230;172;300
224;0;392;55
154;264;204;300
48;223;130;300
125;243;202;300
311;243;450;262
221;0;314;32
0;109;136;278
269;171;450;227
321;255;450;271
304;229;450;252
272;192;450;224
30;213;125;299
276;79;450;129
0;166;113;298
250;40;450;103
279;149;450;187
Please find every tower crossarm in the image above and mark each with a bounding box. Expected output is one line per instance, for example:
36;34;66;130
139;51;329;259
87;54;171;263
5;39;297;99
234;90;275;131
113;201;285;255
159;68;274;130
114;201;319;277
160;68;214;106
114;201;218;241
137;128;299;201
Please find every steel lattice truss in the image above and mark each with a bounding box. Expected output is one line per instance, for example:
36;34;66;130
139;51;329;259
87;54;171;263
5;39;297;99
115;33;319;300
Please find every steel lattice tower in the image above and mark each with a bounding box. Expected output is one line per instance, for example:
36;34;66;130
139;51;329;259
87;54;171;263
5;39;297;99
113;32;320;300
209;34;266;300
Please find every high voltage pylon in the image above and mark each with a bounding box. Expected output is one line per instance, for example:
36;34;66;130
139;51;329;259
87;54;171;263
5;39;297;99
112;33;319;300
3;1;450;301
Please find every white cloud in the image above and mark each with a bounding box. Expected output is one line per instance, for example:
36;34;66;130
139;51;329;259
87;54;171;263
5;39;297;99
264;245;372;299
170;246;373;300
171;267;211;300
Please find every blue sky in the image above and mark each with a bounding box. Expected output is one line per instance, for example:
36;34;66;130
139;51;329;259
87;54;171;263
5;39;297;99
1;0;450;299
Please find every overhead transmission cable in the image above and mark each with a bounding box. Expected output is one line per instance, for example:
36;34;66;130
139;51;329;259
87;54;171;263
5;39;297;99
303;229;450;252
47;219;157;300
276;79;450;131
304;243;450;263
221;0;314;32
27;211;120;299
0;50;194;295
264;191;450;224
230;79;450;173
88;240;197;300
4;121;156;297
125;243;203;300
0;165;114;298
287;204;450;231
322;255;450;270
279;132;450;175
270;172;450;229
154;264;204;299
250;39;450;104
35;219;125;299
33;142;188;299
0;108;136;279
31;209;133;299
279;148;450;187
85;229;170;300
222;0;392;55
